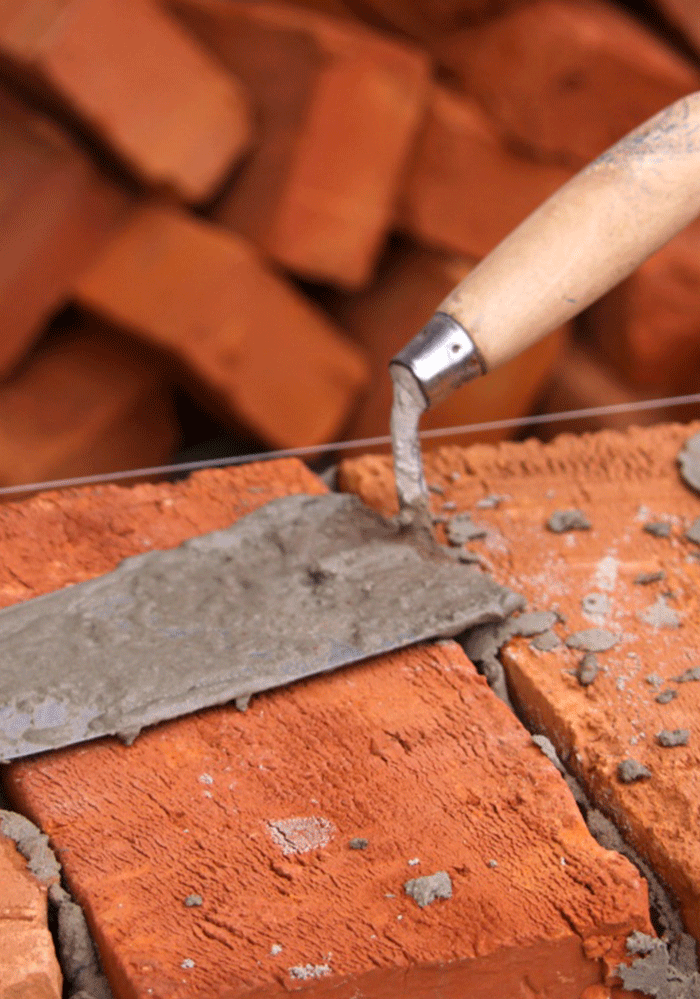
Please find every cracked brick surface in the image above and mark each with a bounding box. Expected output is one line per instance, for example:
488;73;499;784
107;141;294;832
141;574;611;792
340;421;700;947
1;456;651;998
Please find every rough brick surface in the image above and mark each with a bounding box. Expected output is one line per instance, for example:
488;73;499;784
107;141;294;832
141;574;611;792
170;0;430;287
533;335;700;439
335;243;564;450
585;217;700;392
0;0;251;203
0;834;62;999
436;0;700;167
398;84;573;259
340;421;700;947
0;89;132;379
73;204;369;448
0;322;177;487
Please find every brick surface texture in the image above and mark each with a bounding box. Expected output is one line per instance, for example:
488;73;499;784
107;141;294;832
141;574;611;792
0;834;62;999
73;204;369;448
170;0;430;288
340;421;700;946
0;88;132;379
1;458;651;997
436;0;700;167
0;0;251;202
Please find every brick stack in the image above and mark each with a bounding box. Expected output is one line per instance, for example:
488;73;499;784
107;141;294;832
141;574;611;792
0;0;698;488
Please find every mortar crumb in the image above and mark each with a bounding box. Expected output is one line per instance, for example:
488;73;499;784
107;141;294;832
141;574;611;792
348;837;368;850
645;673;663;687
546;509;591;532
634;571;665;585
181;958;195;969
530;629;561;652
404;871;453;908
644;521;671;538
618;759;652;783
565;628;619;652
184;894;203;907
445;514;487;545
656;689;677;704
657;729;690;747
487;859;498;868
672;667;700;683
270;944;283;955
576;653;599;687
685;517;700;546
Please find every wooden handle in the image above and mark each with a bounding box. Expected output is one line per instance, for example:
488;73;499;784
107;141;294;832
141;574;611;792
438;93;700;371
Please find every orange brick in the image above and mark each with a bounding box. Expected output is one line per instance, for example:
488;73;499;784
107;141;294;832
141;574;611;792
340;421;700;949
327;0;526;42
585;217;700;392
397;84;573;259
335;242;564;450
0;89;132;379
0;455;650;996
0;0;251;203
169;0;430;288
0;321;177;487
73;204;369;448
0;834;62;999
654;0;700;55
436;0;700;167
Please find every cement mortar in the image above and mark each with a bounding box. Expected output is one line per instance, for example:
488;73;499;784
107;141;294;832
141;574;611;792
678;431;700;495
0;492;523;759
389;364;428;522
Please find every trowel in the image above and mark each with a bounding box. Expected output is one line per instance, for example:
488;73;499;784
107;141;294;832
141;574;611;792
2;94;700;760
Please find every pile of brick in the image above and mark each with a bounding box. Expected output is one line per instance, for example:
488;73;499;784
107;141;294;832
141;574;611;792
1;0;700;488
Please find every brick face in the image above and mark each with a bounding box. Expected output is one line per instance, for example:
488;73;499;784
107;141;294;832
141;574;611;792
170;0;430;287
0;0;251;202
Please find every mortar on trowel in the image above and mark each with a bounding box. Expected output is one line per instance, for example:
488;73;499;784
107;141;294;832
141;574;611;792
389;92;700;522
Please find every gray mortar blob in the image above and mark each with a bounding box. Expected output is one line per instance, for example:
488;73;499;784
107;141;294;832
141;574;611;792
581;593;611;616
565;628;620;652
657;729;690;748
530;629;561;652
635;571;666;585
185;894;203;906
618;932;700;998
546;509;591;532
685;517;700;547
678;430;700;495
673;667;700;683
531;734;566;775
404;871;452;907
445;513;487;545
656;689;678;704
510;610;558;637
348;838;368;850
644;521;672;539
576;653;599;687
638;597;681;629
0;492;525;759
618;759;652;783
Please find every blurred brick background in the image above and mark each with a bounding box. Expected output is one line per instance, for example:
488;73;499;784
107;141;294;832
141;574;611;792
1;0;700;488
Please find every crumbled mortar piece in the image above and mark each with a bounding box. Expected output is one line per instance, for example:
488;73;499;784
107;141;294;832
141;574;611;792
510;610;559;636
638;597;681;629
581;593;611;617
348;837;368;850
428;483;444;495
404;871;453;908
565;628;620;652
646;673;663;687
657;729;690;748
672;667;700;683
618;759;652;783
656;689;678;704
445;513;487;545
270;944;283;956
289;964;332;980
456;549;481;564
184;894;203;906
531;734;566;775
685;517;700;546
678;430;700;495
442;501;457;511
487;859;498;868
576;653;599;687
546;509;591;532
530;629;561;652
618;931;700;998
475;495;503;509
634;570;666;585
644;521;672;538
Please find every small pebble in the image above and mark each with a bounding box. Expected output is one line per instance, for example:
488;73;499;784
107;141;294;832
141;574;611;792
270;944;283;956
617;759;652;783
487;859;498;868
686;517;700;546
181;958;196;969
476;495;503;509
565;628;619;653
407;857;420;866
634;571;665;585
546;509;591;533
655;689;677;704
576;653;599;687
672;667;700;683
404;871;453;908
184;894;203;907
348;838;368;850
657;729;690;748
530;629;561;652
643;521;671;538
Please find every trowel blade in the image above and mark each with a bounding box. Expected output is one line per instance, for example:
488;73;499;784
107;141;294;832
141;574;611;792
0;493;522;759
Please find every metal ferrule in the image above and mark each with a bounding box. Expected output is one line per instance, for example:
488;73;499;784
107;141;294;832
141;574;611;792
389;312;485;407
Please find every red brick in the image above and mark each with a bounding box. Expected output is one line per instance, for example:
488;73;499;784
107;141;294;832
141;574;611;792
328;0;527;42
653;0;700;54
0;834;62;999
72;204;369;448
169;0;430;288
340;421;700;948
534;333;700;438
0;0;251;203
585;217;700;392
397;83;573;260
0;321;177;487
436;0;700;167
335;242;564;450
0;447;651;998
0;89;132;380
